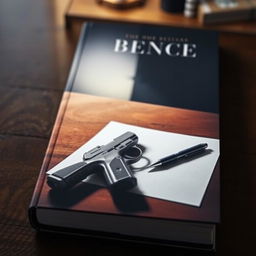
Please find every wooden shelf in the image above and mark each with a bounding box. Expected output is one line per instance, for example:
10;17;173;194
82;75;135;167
65;0;256;34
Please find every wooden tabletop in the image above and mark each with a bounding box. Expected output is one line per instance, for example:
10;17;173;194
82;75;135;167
36;92;219;224
66;0;256;34
0;0;256;255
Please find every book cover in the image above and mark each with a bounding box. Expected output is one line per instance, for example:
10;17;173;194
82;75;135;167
29;22;220;250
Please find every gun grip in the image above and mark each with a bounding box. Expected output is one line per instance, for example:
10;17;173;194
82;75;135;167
104;156;137;190
47;162;95;190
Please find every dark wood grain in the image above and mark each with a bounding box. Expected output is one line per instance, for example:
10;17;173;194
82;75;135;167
0;0;75;90
216;154;256;255
0;224;37;256
0;135;48;226
220;33;256;154
217;32;256;255
0;88;62;138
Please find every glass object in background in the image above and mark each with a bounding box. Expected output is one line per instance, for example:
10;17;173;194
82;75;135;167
96;0;146;9
184;0;199;18
161;0;186;13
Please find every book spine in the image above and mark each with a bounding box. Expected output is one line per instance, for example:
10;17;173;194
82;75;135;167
28;22;90;230
28;92;70;229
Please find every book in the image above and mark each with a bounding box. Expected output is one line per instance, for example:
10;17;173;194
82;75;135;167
29;21;219;250
198;0;254;25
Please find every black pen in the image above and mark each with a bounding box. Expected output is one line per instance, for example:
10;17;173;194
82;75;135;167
149;143;208;168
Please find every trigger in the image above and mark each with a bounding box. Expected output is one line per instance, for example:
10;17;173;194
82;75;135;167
123;145;142;163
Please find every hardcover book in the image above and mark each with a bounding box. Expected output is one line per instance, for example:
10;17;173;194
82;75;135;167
198;0;254;25
29;22;220;250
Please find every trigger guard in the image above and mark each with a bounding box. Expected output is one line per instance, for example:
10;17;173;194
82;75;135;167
122;145;142;164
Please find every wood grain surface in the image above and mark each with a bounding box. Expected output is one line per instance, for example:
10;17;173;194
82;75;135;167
0;0;256;255
66;0;256;34
0;0;75;90
47;93;219;165
0;136;48;227
0;88;62;138
36;92;219;223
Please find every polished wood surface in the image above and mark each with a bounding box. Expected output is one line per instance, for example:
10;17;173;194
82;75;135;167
36;92;219;223
66;0;256;34
0;0;256;255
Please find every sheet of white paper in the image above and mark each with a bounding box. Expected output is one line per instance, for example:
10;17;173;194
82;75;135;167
47;121;219;207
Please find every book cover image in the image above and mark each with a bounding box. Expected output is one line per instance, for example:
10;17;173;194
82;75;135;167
29;22;220;249
73;22;218;113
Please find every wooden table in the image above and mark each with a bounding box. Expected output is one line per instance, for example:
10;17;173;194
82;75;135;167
35;92;219;224
0;0;255;255
66;0;256;34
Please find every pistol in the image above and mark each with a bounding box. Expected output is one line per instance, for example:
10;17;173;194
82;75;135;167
47;132;142;191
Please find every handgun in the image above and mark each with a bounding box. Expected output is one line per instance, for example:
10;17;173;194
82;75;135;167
47;132;142;191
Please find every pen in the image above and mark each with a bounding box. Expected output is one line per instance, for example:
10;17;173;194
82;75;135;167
149;143;208;168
